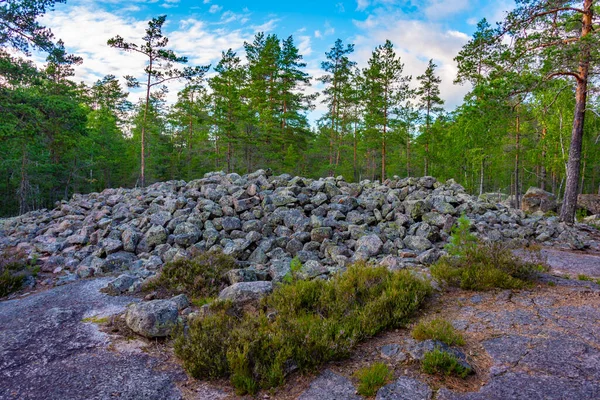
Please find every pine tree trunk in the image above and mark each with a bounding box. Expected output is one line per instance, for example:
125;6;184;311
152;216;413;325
541;126;547;191
140;60;152;188
560;0;592;223
515;114;521;210
19;142;28;215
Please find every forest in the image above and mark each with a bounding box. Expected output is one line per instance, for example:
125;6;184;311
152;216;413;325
1;0;599;223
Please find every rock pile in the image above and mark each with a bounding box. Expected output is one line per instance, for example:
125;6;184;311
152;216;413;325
0;170;595;290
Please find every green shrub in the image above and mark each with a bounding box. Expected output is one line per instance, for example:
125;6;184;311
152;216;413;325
445;214;477;258
354;362;392;397
577;274;592;281
432;218;547;291
0;249;38;298
421;349;471;378
412;318;465;346
143;250;236;299
174;262;431;393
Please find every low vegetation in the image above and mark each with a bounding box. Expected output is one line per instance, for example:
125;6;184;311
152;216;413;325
0;249;38;298
412;318;465;346
421;349;471;378
174;262;431;394
142;250;236;300
354;362;393;397
577;274;600;285
432;215;547;290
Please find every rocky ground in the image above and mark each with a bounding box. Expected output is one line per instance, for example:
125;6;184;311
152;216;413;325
1;248;599;399
2;170;600;399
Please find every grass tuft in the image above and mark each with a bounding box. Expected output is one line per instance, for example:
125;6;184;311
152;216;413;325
354;362;392;397
412;318;465;346
174;262;431;393
421;349;471;378
82;316;110;324
143;250;236;300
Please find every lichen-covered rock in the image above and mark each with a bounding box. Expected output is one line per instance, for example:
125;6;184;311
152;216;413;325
125;299;179;338
218;281;273;305
104;274;137;295
522;187;557;213
355;234;384;259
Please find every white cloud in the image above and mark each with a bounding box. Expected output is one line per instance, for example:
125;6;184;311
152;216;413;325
356;0;370;11
314;30;322;38
38;4;265;106
351;12;472;110
209;4;222;13
297;35;312;57
251;18;278;33
424;0;471;20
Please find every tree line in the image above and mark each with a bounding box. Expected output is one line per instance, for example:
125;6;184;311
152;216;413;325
0;0;599;223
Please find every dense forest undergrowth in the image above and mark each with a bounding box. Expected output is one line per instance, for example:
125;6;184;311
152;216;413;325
1;1;600;221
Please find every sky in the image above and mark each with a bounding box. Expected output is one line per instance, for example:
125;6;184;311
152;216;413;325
38;0;516;121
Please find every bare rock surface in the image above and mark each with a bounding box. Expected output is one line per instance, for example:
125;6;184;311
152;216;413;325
439;272;600;400
298;369;361;400
0;279;186;400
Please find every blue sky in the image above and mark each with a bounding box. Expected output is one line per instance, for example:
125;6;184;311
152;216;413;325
39;0;515;117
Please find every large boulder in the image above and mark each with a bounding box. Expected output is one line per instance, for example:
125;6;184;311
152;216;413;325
578;194;600;215
355;234;384;259
218;281;273;305
521;187;557;213
125;299;179;338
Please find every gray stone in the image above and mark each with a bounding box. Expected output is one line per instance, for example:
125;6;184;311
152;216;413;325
125;299;179;338
355;234;384;258
298;260;329;280
311;227;333;243
376;377;432;400
298;370;361;400
403;235;433;252
221;217;242;232
380;343;407;361
218;281;273;305
145;225;168;248
104;274;137;295
170;294;190;311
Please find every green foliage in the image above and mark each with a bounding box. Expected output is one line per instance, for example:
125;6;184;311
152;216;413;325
0;249;38;297
411;318;465;346
143;250;236;299
445;215;477;258
433;220;546;290
174;262;431;393
0;0;66;54
282;256;302;284
354;362;392;397
421;349;471;378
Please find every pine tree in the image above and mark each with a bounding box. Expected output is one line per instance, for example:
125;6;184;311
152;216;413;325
416;59;444;176
209;49;246;172
108;15;209;187
363;40;411;180
0;0;65;54
319;39;356;175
